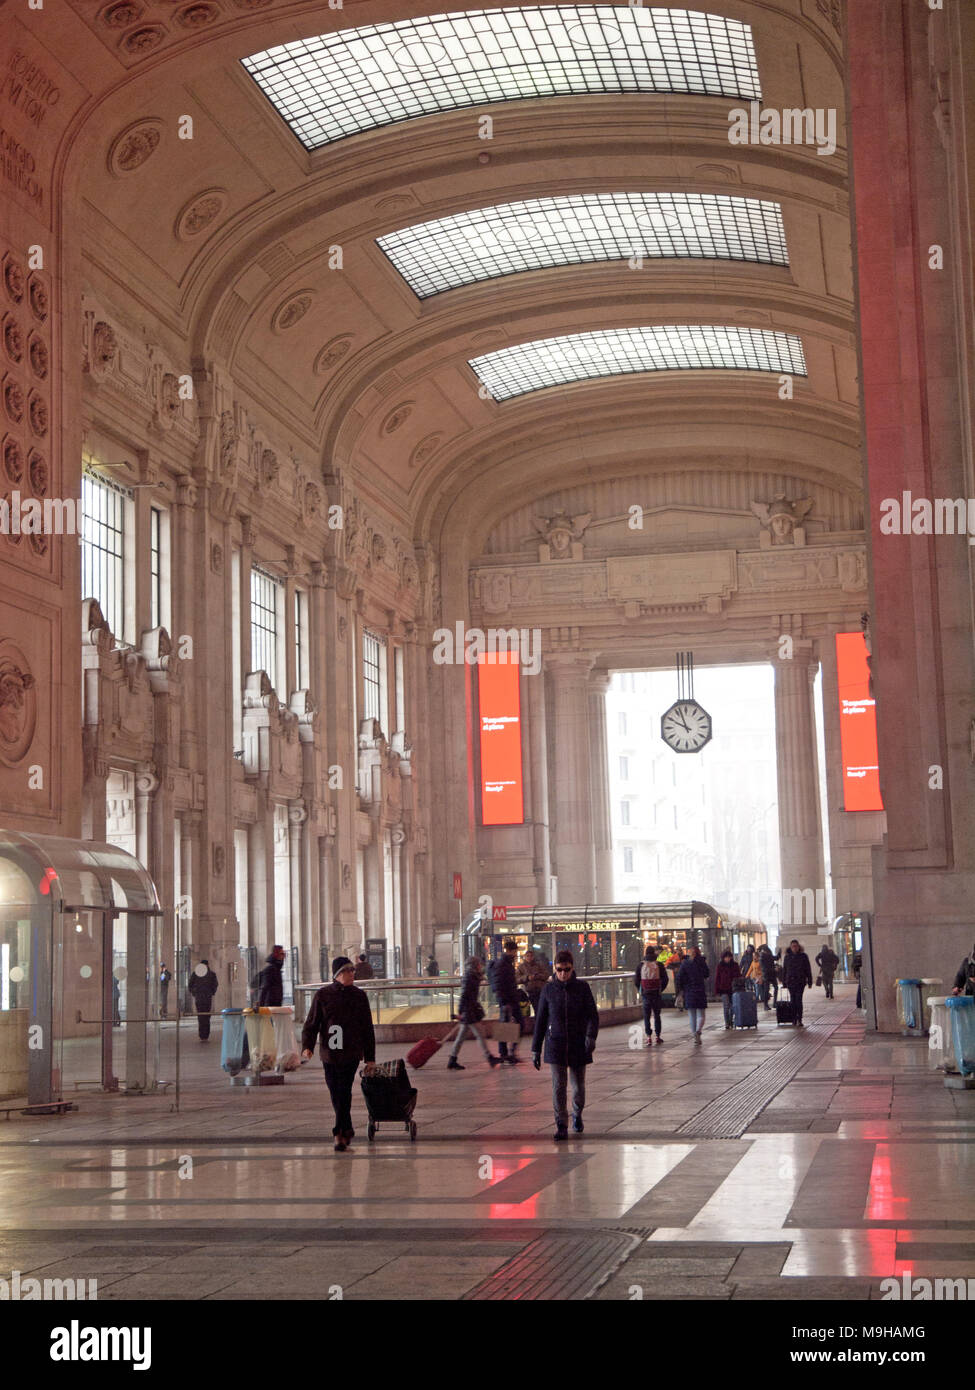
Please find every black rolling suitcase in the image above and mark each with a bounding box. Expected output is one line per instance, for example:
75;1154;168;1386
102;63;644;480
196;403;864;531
776;987;797;1026
360;1058;418;1141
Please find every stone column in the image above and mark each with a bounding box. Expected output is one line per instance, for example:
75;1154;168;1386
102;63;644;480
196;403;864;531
546;654;597;905
772;649;825;930
588;670;614;902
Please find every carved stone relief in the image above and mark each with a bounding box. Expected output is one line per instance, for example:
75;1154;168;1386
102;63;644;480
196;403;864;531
0;639;36;765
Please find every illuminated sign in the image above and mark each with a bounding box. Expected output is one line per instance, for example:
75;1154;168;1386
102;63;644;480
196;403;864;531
477;650;524;825
836;632;884;811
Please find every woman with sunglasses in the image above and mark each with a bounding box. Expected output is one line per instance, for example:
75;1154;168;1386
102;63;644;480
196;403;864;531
531;949;599;1142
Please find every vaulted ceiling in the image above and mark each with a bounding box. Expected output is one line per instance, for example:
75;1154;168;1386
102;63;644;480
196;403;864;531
64;0;858;549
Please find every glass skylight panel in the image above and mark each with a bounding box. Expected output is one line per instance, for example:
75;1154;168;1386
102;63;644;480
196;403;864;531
377;193;788;297
241;7;761;150
470;325;807;400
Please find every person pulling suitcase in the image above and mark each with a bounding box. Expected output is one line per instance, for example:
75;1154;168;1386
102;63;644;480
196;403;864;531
447;958;501;1069
301;956;376;1152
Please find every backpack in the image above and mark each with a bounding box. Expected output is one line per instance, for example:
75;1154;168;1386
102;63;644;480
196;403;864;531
640;960;661;992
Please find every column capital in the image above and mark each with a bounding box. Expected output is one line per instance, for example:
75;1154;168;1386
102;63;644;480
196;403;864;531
587;669;613;695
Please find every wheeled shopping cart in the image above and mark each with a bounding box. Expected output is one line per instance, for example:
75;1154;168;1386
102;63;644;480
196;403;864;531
360;1058;418;1141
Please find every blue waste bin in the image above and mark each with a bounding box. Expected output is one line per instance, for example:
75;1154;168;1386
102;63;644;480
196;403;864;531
896;978;923;1033
945;996;975;1076
220;1008;249;1076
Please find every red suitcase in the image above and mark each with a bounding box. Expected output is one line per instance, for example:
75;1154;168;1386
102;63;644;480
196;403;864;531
406;1036;442;1069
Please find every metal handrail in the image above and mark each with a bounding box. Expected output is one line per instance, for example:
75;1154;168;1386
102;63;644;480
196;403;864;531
293;970;633;993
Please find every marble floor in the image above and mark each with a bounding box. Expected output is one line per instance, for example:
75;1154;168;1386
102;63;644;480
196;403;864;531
1;985;972;1300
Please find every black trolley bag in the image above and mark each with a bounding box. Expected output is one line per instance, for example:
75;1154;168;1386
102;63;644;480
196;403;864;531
776;985;797;1026
360;1058;418;1141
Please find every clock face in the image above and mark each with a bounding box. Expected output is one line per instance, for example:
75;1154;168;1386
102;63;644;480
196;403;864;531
661;699;713;753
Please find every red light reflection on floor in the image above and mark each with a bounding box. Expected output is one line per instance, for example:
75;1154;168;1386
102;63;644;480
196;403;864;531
487;1154;539;1220
866;1147;909;1219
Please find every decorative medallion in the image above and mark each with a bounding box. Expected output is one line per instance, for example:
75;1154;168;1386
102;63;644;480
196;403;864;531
210;541;224;574
3;318;23;364
175;189;227;241
410;433;443;468
337;616;348;640
304;482;321;520
3;380;24;424
313;335;352;374
108;119;162;175
28;393;48;437
1;496;21;544
212;843;225;875
120;24;166;56
27;277;48;323
27;335;48;379
175;2;219;27
693;162;739;182
160;373;180;421
374;194;417;213
3;258;25;304
28;451;48;495
381;401;414;435
260;448;279;486
0;640;37;765
90;320;118;373
99;0;142;26
271;291;313;334
2;437;23;484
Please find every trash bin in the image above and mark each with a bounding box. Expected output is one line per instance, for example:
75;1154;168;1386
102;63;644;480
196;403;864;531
919;978;943;1031
243;1007;276;1073
220;1009;249;1077
895;979;924;1034
927;998;955;1072
267;1006;299;1072
946;996;975;1077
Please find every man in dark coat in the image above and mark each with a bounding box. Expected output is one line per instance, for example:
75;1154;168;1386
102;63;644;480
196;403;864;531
759;944;778;1010
677;946;710;1045
492;938;523;1064
782;939;814;1025
815;944;840;999
531;949;599;1141
353;953;374;980
951;943;975;996
159;964;172;1019
425;954;440;977
188;960;218;1040
447;958;501;1069
301;956;376;1152
257;945;286;1006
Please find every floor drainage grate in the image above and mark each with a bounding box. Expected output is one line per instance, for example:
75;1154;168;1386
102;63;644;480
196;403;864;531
462;1229;641;1301
675;1012;852;1139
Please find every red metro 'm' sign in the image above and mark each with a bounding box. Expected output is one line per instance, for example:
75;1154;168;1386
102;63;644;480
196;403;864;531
836;632;884;812
477;650;524;826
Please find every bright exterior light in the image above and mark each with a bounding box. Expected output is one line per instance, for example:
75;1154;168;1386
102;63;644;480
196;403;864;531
241;7;761;150
470;324;807;400
378;193;788;298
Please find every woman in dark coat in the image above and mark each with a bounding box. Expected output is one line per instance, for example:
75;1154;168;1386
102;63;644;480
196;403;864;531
531;949;599;1141
714;950;741;1029
676;946;710;1045
781;940;814;1026
446;958;501;1070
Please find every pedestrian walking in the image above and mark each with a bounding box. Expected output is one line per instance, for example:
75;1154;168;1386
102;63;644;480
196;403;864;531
759;944;778;1010
951;942;975;996
531;949;598;1141
188;960;218;1040
669;948;686;1010
746;950;764;998
425;954;440;977
815;944;840;999
447;958;501;1069
853;951;863;1008
739;944;755;976
782;939;813;1026
159;964;172;1019
677;946;710;1045
633;945;669;1045
353;953;374;980
714;949;741;1029
111;975;122;1028
256;944;286;1006
492;938;524;1063
516;947;550;1014
300;956;376;1152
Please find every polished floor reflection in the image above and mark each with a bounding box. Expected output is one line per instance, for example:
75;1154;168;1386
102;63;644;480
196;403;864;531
1;986;972;1299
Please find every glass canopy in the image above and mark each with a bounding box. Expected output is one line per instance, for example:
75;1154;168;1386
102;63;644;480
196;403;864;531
378;193;789;297
241;6;761;150
469;324;807;400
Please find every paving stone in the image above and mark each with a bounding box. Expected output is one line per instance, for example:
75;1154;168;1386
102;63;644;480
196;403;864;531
730;1276;873;1300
